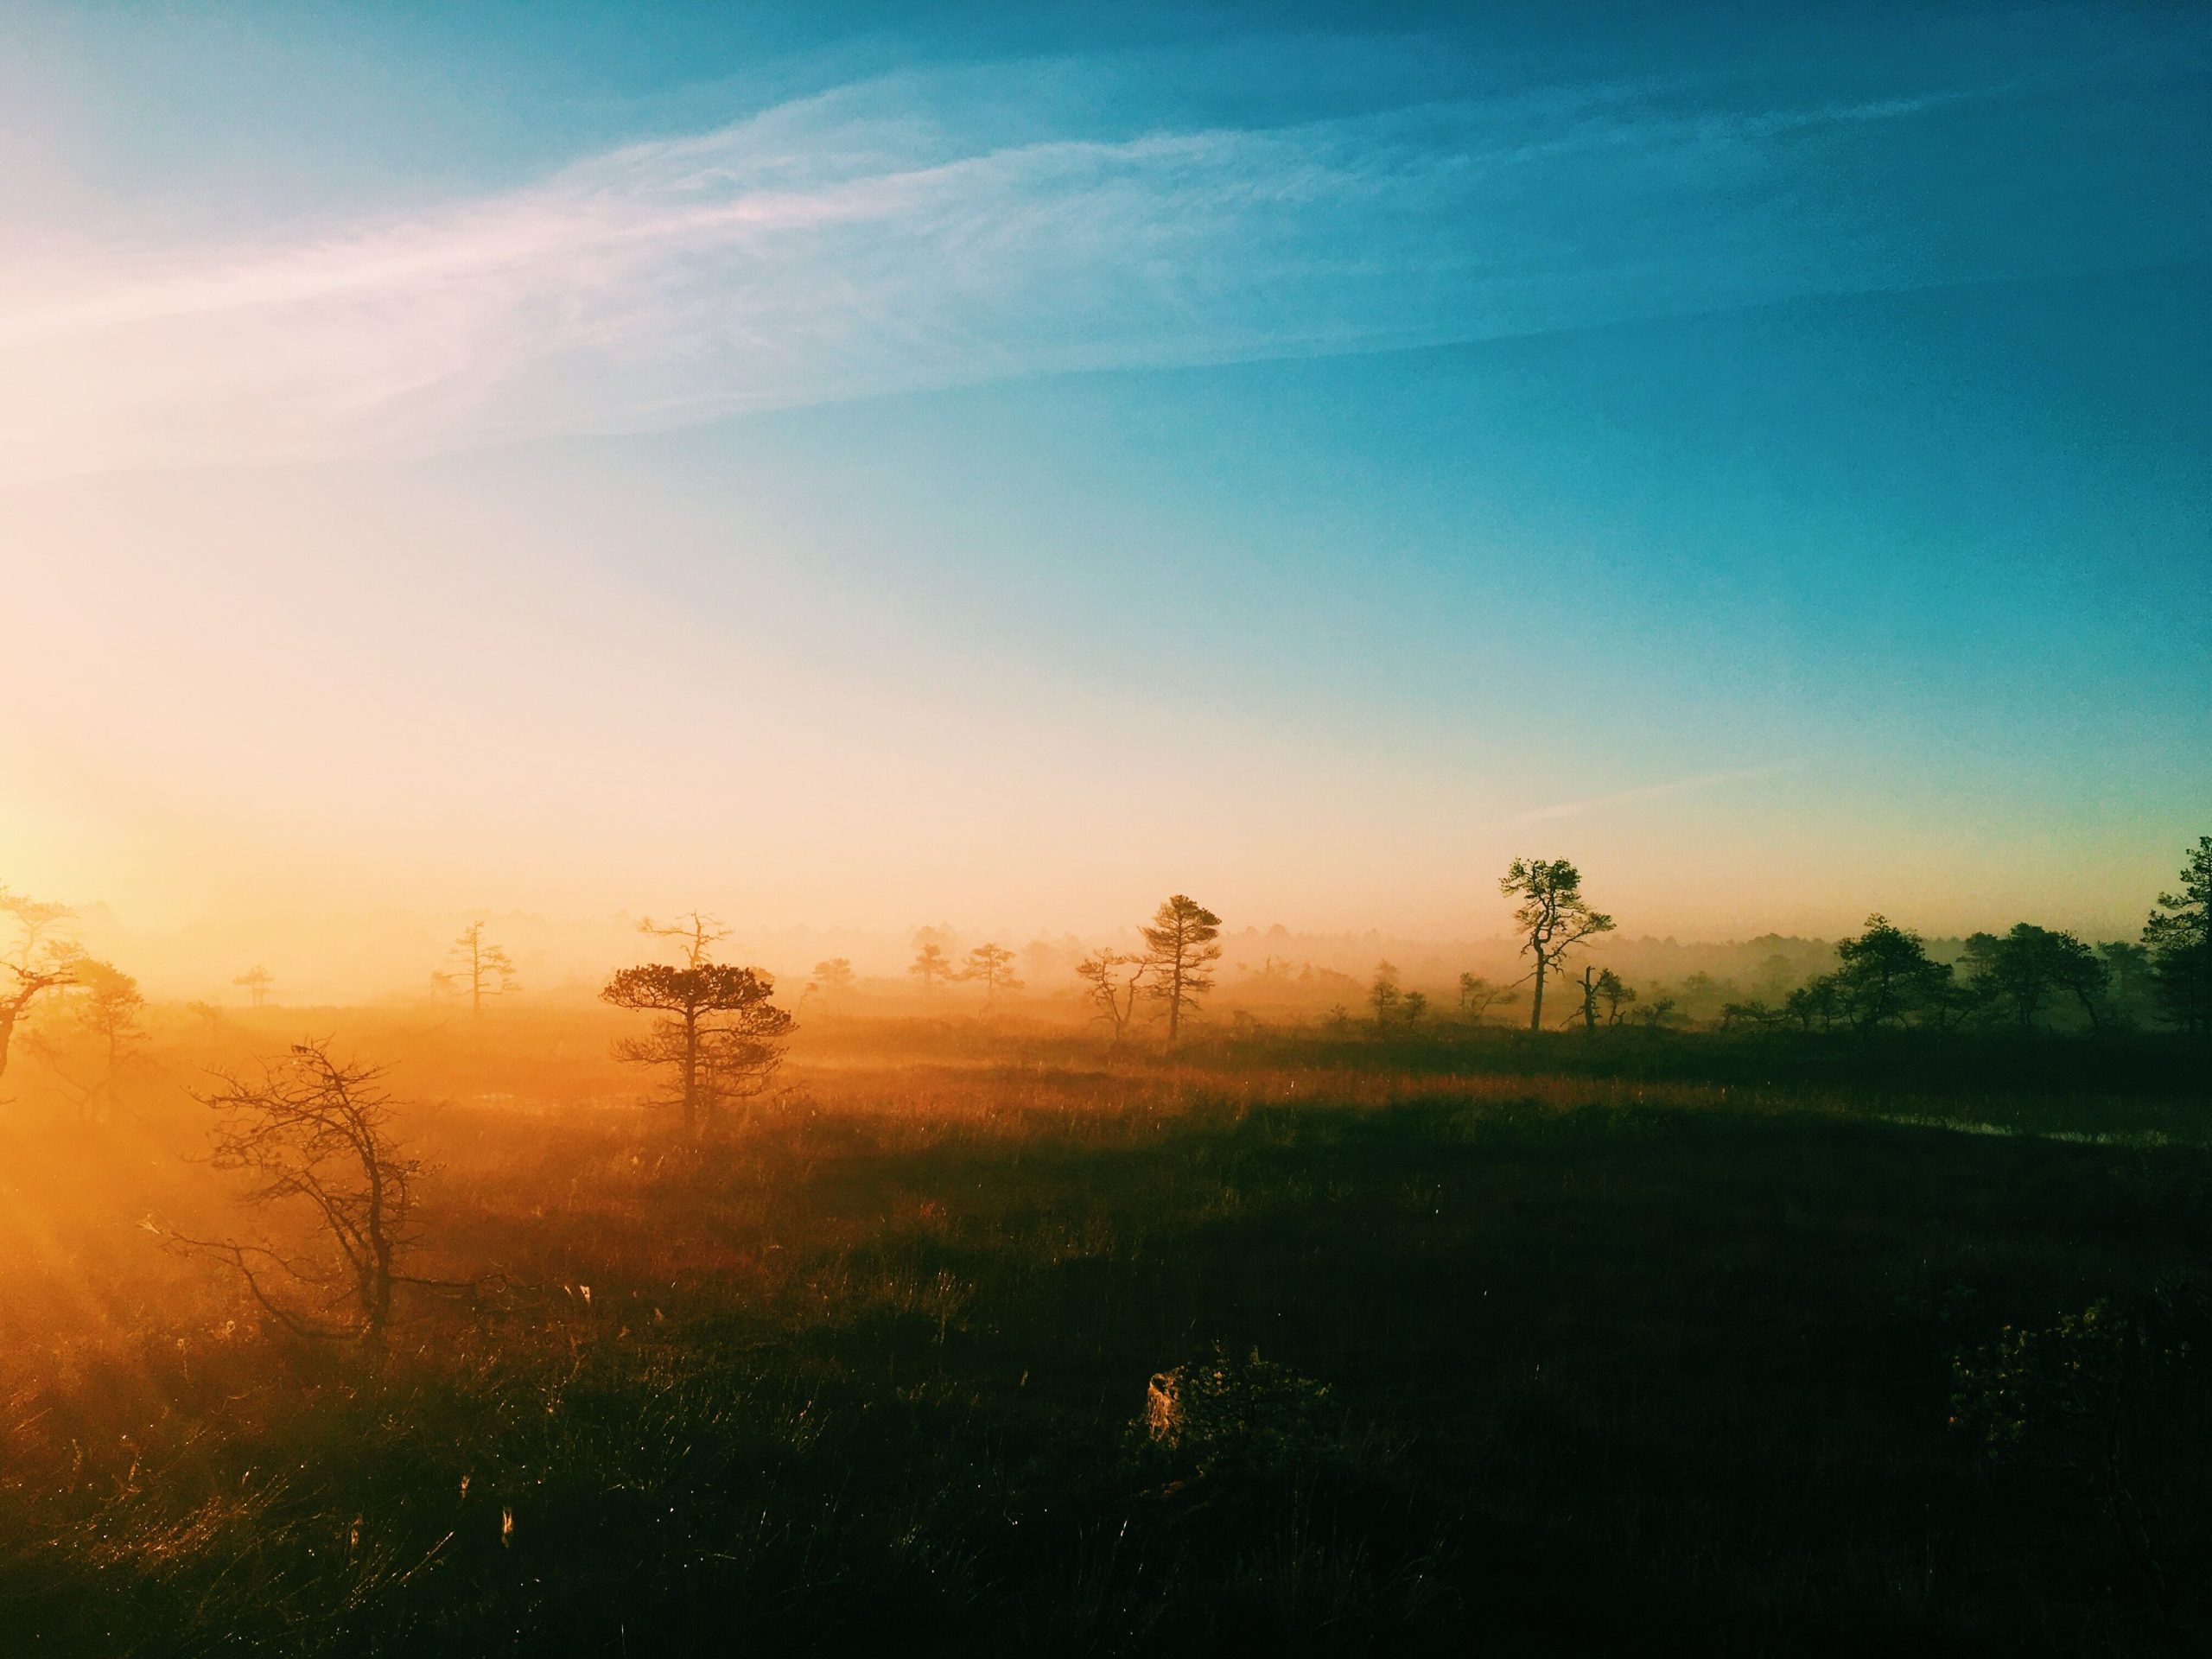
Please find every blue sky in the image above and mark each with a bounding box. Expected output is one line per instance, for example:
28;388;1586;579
0;1;2206;960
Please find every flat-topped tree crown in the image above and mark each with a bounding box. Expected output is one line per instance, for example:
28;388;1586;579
601;961;793;1135
956;942;1023;1007
1142;894;1223;1043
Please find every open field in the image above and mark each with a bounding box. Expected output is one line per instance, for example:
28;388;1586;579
4;1018;2207;1655
13;6;2209;1649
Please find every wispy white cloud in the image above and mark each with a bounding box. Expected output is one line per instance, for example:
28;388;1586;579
0;65;2008;484
1491;759;1808;830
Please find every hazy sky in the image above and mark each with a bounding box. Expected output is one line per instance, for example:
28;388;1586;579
3;0;2207;972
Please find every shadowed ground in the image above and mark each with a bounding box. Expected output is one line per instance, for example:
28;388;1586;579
3;1040;2206;1653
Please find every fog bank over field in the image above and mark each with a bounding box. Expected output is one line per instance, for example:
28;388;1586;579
51;899;2132;1010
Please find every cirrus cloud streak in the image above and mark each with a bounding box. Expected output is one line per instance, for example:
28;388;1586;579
0;65;2071;484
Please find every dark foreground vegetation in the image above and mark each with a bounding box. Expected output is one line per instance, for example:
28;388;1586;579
3;1027;2209;1656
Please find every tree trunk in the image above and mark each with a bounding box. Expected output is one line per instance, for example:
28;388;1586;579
681;1009;701;1136
364;1249;393;1345
1528;957;1546;1031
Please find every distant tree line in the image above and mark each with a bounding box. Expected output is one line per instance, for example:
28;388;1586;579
1338;838;2211;1044
7;836;2206;1353
3;835;2206;1138
1677;842;2209;1038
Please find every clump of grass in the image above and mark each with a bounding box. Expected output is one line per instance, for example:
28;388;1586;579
1145;1343;1336;1477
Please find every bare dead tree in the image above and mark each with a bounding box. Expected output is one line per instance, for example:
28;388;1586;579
1575;964;1601;1032
2;885;78;1085
1077;950;1148;1045
435;921;517;1017
165;1042;423;1344
601;963;794;1136
637;912;731;968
